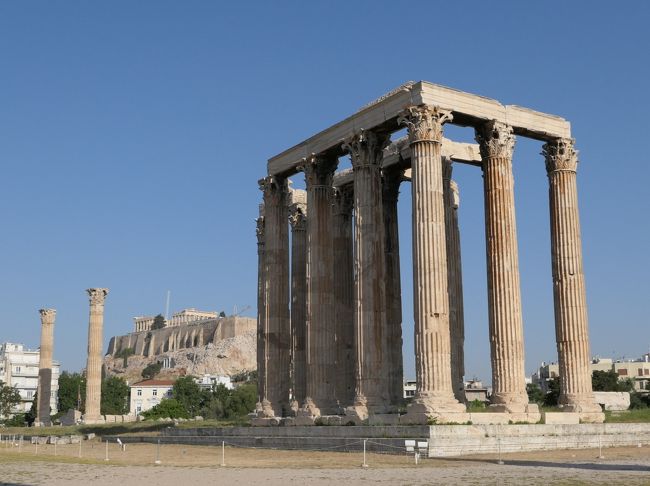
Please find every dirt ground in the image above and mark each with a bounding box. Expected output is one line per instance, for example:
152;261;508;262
0;442;649;485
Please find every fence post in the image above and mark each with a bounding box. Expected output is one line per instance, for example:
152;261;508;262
362;439;368;468
220;441;226;467
597;435;604;459
54;440;57;456
105;440;109;461
79;439;82;458
155;440;161;464
35;439;38;455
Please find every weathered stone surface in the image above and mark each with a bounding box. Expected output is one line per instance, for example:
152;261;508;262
543;412;580;424
593;391;630;411
84;288;109;423
36;308;56;427
289;194;307;407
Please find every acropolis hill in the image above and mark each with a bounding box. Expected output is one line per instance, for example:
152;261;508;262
104;311;256;383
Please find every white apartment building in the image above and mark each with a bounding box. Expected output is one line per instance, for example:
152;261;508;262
195;374;233;390
129;379;174;416
0;342;59;417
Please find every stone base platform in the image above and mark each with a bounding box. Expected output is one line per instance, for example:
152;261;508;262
106;423;650;458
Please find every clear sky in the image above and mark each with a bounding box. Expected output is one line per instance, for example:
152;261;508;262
1;1;648;384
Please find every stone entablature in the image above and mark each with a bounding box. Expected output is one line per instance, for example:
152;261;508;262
134;308;219;332
255;81;603;426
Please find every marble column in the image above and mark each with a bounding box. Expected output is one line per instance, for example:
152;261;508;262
332;185;355;408
289;200;307;408
443;159;466;402
382;165;405;407
36;308;56;426
543;138;603;422
255;208;266;409
398;105;466;423
298;154;339;418
475;121;533;414
84;288;109;423
343;130;393;420
258;176;291;418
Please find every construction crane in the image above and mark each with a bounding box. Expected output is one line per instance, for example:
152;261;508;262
232;304;251;317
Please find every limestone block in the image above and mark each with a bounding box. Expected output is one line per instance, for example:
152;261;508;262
593;392;630;411
69;435;82;444
368;414;400;426
468;413;510;425
85;433;96;440
543;412;580;425
59;409;82;426
31;436;48;445
56;436;71;445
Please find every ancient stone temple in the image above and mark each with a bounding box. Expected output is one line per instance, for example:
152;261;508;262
83;288;109;424
254;82;603;425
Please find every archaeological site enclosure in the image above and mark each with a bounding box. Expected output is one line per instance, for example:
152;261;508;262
254;81;604;426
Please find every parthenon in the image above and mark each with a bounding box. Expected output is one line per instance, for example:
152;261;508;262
254;81;604;425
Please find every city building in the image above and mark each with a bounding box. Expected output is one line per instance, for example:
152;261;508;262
133;308;219;332
464;379;490;404
0;342;59;418
129;379;174;416
532;354;650;392
195;374;233;390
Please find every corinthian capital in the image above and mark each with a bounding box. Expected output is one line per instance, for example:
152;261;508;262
542;138;578;174
342;129;390;169
39;308;56;323
297;153;337;189
87;288;109;305
288;203;307;230
398;104;452;144
475;120;515;160
258;175;288;207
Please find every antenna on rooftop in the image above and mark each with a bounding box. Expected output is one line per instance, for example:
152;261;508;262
165;290;171;320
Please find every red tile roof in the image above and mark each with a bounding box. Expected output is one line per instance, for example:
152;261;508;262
131;379;176;387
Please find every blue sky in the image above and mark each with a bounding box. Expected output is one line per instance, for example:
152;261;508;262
1;1;648;384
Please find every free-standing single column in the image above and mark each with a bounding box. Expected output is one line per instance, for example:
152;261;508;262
84;288;109;423
298;154;339;418
258;176;291;418
289;199;307;408
382;165;405;407
443;158;466;403
343;130;393;420
36;308;56;426
255;207;267;411
398;105;466;423
332;185;355;408
543;138;603;422
475;121;534;415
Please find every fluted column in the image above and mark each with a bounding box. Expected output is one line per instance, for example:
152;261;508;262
443;159;466;402
475;121;532;414
343;130;393;420
84;288;109;422
382;165;404;407
258;176;291;417
332;185;355;408
255;209;266;409
398;105;466;423
36;308;56;426
543;138;603;421
298;154;338;417
289;200;307;408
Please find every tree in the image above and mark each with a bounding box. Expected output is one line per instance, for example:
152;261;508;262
543;377;560;407
172;376;203;417
141;399;188;420
592;370;620;392
224;383;257;418
526;383;544;404
101;376;130;415
25;392;38;426
0;381;21;419
115;347;135;368
151;314;166;330
58;371;85;413
141;362;162;380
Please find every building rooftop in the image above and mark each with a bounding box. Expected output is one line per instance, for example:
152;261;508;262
131;379;175;387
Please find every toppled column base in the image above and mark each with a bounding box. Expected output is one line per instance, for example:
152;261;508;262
558;398;605;423
81;415;106;425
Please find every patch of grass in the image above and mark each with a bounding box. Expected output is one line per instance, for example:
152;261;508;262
604;408;650;423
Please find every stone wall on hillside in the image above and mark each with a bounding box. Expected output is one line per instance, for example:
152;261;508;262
106;316;255;358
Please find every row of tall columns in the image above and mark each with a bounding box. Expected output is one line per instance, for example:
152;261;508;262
36;308;56;426
256;103;601;423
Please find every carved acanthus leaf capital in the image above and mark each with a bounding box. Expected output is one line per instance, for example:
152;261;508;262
256;216;265;243
39;308;56;323
397;104;453;144
475;120;515;160
332;185;354;216
450;180;460;209
87;288;109;305
258;175;288;207
342;129;390;170
297;153;337;188
288;203;307;230
542;138;578;174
